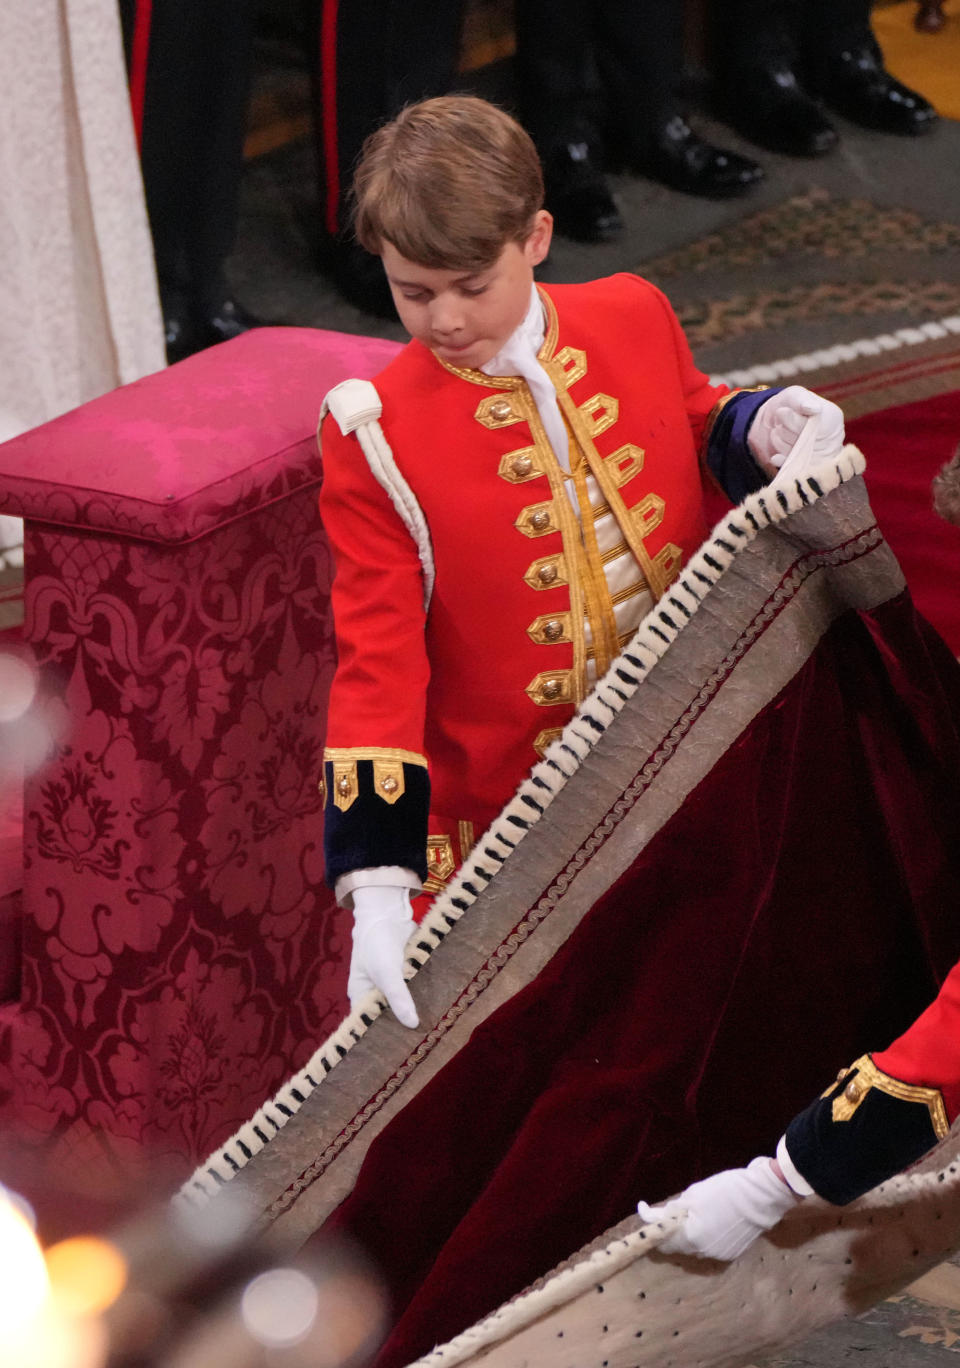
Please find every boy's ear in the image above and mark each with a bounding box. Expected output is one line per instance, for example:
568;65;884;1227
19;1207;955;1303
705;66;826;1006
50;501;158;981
525;210;553;267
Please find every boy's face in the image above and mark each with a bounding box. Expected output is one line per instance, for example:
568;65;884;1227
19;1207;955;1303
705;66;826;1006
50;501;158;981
380;211;553;371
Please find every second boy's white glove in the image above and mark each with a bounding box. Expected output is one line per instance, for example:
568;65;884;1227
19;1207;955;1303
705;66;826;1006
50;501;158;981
637;1156;801;1261
348;886;419;1029
748;387;845;471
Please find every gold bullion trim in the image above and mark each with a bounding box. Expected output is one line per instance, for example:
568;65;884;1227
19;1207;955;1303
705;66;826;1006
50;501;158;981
568;436;620;678
632;491;666;539
499;446;545;484
605;443;645;488
331;760;358;812
549;377;672;601
527;611;572;645
524;551;569;591
432;286;558;387
515;500;557;538
652;541;683;590
323;746;428;769
458;820;475;861
554;345;587;388
579;393;619;438
475;392;528;430
526;669;574;706
373;758;404;804
534;726;564;758
828;1054;949;1139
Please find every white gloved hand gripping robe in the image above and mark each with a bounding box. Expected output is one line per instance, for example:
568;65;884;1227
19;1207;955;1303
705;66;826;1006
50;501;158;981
637;1155;805;1261
348;884;420;1029
748;385;845;481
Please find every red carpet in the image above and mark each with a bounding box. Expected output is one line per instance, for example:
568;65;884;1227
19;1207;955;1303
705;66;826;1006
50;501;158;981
847;390;960;655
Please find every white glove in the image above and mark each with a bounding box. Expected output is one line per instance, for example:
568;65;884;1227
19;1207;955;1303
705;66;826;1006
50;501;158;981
748;386;845;472
637;1156;801;1261
348;886;419;1028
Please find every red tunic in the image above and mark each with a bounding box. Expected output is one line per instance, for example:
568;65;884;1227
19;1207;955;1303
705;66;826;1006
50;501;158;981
319;275;730;896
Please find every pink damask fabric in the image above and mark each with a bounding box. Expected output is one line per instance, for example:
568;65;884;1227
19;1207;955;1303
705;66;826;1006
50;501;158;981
0;327;402;1188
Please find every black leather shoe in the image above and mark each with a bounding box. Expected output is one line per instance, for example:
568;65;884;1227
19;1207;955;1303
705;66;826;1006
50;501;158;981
815;45;938;136
628;115;764;198
718;67;839;156
544;142;623;243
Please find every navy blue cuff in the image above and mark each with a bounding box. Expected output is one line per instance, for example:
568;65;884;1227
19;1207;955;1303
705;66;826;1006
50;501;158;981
323;760;430;887
784;1064;941;1206
705;389;781;505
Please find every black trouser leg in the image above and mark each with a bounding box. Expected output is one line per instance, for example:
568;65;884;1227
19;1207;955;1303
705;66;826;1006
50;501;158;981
118;0;256;314
514;0;599;156
313;0;466;244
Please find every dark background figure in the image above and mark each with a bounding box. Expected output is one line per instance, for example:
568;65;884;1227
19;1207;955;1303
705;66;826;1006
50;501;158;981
311;0;468;316
713;0;938;157
119;0;262;361
514;0;763;244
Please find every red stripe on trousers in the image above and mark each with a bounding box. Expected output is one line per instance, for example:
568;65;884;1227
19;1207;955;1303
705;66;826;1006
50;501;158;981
129;0;153;151
320;0;341;238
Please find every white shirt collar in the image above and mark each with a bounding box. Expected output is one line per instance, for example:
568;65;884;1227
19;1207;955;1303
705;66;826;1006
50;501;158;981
480;285;546;377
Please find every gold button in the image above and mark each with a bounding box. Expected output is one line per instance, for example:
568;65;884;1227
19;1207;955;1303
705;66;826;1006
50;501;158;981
489;399;513;422
844;1080;861;1103
337;776;351;796
542;678;562;700
531;510;551;531
543;619;563;641
511;454;533;477
380;776;399;795
538;563;558;585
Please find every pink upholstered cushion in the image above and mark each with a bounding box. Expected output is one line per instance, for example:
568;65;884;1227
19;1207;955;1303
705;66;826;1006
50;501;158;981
0;328;402;545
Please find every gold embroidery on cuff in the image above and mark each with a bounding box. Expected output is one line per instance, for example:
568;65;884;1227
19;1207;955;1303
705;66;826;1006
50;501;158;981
526;670;574;706
533;726;565;758
323;746;428;769
524;552;568;591
829;1054;949;1140
373;758;404;804
579;393;619;438
317;774;326;802
527;611;572;645
332;761;358;812
515;501;557;538
605;443;645;488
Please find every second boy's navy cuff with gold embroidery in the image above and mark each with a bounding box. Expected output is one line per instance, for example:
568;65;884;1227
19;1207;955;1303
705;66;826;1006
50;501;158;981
784;1054;948;1205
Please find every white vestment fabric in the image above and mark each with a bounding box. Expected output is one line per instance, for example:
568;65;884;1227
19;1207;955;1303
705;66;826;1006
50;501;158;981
0;0;165;448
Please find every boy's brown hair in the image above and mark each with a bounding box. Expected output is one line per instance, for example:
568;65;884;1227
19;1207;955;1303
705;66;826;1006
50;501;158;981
352;96;544;271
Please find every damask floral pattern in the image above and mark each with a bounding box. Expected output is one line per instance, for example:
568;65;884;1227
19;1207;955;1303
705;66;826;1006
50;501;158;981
0;328;402;1186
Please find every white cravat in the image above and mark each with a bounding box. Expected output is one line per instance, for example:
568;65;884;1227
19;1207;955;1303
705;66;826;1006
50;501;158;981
481;286;571;473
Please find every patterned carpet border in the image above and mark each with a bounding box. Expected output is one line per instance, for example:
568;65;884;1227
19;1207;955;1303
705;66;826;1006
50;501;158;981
712;315;960;418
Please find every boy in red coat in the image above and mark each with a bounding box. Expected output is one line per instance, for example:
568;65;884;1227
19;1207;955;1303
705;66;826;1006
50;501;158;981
318;95;845;1028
